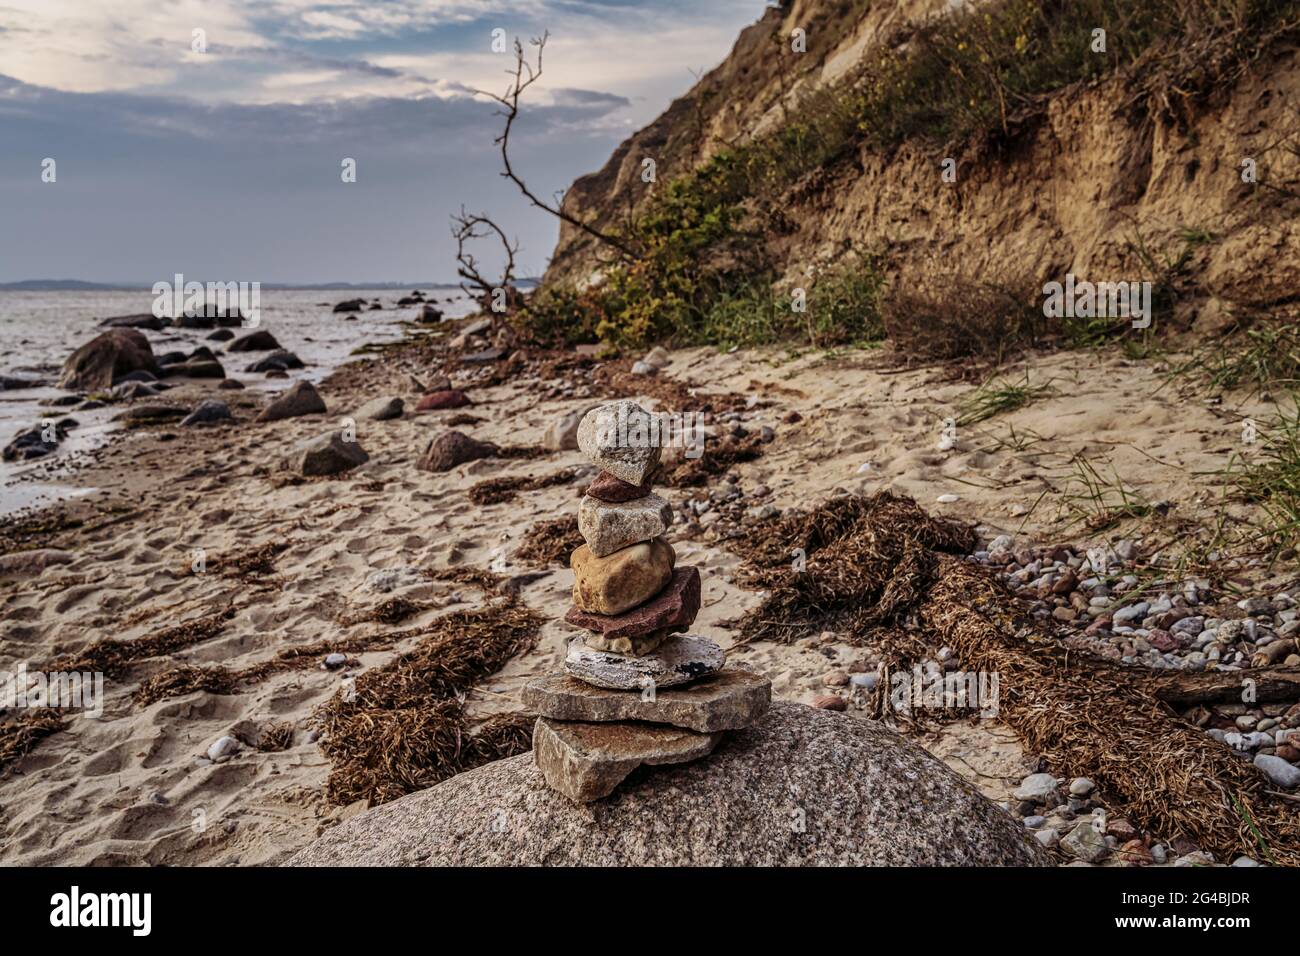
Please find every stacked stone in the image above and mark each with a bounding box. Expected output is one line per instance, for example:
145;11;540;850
525;400;772;803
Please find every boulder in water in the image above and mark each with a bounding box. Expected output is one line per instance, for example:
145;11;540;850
58;328;159;391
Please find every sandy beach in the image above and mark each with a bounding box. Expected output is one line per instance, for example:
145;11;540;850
2;311;1295;866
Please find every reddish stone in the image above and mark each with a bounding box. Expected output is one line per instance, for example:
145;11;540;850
585;470;651;503
1147;628;1185;652
813;695;847;712
416;389;470;411
565;566;700;640
1117;839;1152;866
1106;818;1139;841
417;430;497;472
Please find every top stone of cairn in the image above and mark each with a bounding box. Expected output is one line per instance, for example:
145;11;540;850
576;400;661;486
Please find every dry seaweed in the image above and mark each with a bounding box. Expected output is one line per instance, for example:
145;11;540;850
468;467;579;505
134;664;238;705
256;722;295;752
424;566;506;593
730;492;975;644
512;515;582;568
48;604;238;678
657;436;765;488
314;602;542;805
0;711;66;773
731;490;1300;865
134;626;419;705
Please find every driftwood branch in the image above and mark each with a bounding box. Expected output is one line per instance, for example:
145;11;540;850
474;32;640;262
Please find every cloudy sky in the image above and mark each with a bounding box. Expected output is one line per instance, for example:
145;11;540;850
0;0;765;284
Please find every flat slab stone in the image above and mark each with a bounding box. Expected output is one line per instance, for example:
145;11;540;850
576;400;661;486
564;633;725;690
523;669;771;733
565;566;700;641
532;717;723;802
577;493;673;557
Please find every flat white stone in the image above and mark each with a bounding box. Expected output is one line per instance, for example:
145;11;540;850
564;634;726;690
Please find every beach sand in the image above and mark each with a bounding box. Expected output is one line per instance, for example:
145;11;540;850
0;328;1283;865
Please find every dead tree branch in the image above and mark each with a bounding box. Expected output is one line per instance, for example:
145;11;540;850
474;32;640;262
451;206;519;312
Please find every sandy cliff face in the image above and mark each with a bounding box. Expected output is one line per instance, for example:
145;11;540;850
545;0;1300;329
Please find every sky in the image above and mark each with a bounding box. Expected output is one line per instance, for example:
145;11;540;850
0;0;766;284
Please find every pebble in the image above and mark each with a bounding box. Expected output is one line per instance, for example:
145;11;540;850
324;653;347;669
1255;753;1300;788
1034;829;1060;848
1012;773;1059;803
207;736;240;762
1068;777;1095;797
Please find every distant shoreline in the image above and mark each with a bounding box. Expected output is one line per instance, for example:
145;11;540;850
0;279;540;292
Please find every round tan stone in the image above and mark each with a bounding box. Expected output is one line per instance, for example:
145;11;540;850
571;538;675;615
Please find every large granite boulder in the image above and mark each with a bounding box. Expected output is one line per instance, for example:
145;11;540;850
59;328;159;391
290;702;1047;866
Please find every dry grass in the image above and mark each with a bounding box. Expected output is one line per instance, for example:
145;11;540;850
881;269;1044;365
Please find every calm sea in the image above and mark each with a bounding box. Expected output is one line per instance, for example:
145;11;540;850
0;288;477;515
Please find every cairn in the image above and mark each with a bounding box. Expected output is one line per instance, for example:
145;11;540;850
524;399;772;802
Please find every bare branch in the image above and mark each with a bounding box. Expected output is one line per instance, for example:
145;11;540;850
472;32;640;262
450;206;520;314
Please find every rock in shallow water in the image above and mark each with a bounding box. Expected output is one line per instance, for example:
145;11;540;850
532;717;723;802
563;632;723;689
289;702;1049;866
523;670;771;733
